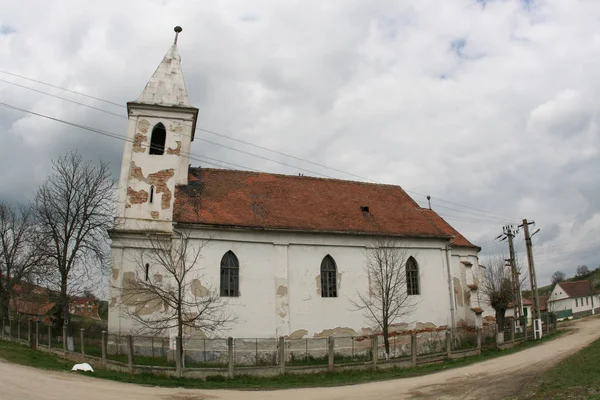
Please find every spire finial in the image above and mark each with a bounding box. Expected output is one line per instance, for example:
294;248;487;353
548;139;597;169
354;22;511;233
174;26;183;44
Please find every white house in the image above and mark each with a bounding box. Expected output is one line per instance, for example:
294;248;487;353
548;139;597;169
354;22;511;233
548;281;600;319
108;29;484;340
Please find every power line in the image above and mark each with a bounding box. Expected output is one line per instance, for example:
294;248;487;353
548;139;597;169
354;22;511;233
0;69;519;221
0;101;259;172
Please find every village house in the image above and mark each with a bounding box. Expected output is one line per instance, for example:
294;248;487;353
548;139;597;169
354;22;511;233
108;29;484;340
548;280;600;319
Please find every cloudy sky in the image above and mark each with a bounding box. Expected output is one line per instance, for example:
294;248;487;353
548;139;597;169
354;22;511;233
1;0;599;286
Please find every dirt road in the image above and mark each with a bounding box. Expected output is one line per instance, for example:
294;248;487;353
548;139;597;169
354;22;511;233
2;317;599;400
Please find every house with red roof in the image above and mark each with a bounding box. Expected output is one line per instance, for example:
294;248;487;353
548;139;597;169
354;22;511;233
108;31;483;339
548;280;599;319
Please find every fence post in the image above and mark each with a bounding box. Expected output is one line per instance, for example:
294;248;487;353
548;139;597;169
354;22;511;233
35;321;39;349
9;318;13;339
371;334;378;368
80;329;85;356
127;335;134;373
545;314;549;333
101;331;107;365
553;314;558;331
17;318;21;341
477;327;482;356
327;337;335;371
1;319;4;340
278;337;285;375
27;320;32;347
62;326;67;354
446;330;451;358
510;321;515;345
175;336;182;378
411;334;417;367
227;337;234;379
48;326;52;349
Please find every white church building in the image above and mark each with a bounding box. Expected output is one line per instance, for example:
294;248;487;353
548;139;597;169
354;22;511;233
108;29;484;340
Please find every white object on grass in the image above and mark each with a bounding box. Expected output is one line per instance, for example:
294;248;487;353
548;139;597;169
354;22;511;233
71;363;94;372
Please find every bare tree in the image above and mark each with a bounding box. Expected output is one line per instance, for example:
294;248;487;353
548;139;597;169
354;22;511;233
551;271;566;285
0;202;45;320
32;152;114;346
480;255;514;341
576;265;590;277
351;238;416;359
119;229;234;360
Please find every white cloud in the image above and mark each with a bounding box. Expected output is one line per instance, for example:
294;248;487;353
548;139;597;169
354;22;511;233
1;0;600;285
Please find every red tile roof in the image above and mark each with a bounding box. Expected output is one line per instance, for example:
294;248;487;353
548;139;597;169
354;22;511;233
173;168;477;245
556;281;598;298
13;299;55;316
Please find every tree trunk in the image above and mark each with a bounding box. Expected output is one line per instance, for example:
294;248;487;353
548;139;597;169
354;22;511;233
59;277;73;351
383;325;390;359
495;308;506;333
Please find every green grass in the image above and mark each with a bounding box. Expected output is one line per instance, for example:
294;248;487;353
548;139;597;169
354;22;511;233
0;331;564;390
517;337;600;399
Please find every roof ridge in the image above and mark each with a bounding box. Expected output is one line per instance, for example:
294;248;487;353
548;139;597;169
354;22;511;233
189;166;421;196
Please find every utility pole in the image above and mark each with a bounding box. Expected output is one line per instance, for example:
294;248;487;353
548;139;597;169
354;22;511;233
520;219;542;339
497;225;523;331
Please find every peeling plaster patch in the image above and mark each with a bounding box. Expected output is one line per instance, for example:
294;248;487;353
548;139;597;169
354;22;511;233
133;133;147;153
150;211;159;219
129;162;175;210
415;322;437;330
121;271;164;315
453;277;463;307
130;162;145;180
289;329;308;339
314;327;357;338
465;290;471;305
337;272;342;289
276;285;288;297
167;141;181;155
191;279;210;297
127;187;149;204
108;296;118;307
138;119;150;133
112;268;120;281
153;273;163;283
278;310;287;318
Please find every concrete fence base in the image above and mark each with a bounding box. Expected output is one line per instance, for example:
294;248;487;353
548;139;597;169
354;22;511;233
0;324;558;381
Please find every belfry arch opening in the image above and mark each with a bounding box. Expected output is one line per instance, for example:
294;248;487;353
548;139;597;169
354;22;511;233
149;123;166;155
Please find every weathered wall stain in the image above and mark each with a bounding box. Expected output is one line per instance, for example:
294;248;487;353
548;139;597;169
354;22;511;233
276;285;288;297
133;134;147;153
453;277;463;307
121;271;164;315
167;141;181;155
150;211;159;219
138;119;150;133
191;279;210;297
289;329;308;340
112;268;120;281
315;274;321;296
169;123;183;133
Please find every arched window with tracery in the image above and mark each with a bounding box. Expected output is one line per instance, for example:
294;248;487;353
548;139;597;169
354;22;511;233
321;255;337;298
406;257;420;295
220;251;239;297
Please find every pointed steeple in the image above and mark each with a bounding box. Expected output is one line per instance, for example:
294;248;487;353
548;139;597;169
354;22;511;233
136;26;190;107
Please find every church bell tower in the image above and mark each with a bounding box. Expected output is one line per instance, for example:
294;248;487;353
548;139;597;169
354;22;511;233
116;26;198;232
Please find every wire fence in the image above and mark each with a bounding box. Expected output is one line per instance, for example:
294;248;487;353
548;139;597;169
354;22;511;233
0;314;561;372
